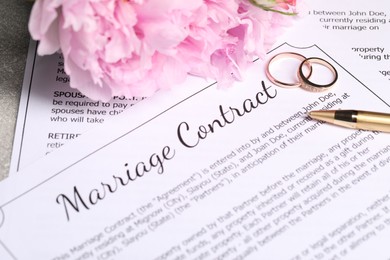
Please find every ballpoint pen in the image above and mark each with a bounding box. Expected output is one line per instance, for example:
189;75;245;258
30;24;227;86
308;109;390;133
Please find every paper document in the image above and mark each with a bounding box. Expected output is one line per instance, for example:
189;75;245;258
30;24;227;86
9;40;146;173
2;0;390;259
1;42;390;259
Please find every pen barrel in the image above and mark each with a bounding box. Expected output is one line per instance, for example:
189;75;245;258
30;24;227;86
356;111;390;133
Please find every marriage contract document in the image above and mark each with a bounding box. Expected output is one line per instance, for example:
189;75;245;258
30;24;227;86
1;40;390;259
2;0;390;259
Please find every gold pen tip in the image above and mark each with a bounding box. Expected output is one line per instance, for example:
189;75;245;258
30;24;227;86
308;110;323;117
307;110;335;123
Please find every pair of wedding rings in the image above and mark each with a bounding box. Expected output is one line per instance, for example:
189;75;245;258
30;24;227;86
265;52;338;92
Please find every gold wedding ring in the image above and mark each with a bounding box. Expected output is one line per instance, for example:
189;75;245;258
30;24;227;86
265;52;312;88
297;57;338;92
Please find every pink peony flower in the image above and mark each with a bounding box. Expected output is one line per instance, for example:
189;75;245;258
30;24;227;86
29;0;301;101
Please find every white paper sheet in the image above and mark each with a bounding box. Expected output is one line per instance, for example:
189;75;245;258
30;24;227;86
2;0;390;259
2;40;390;259
9;0;390;174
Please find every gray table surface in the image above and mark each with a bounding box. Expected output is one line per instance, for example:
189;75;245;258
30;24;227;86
0;1;32;180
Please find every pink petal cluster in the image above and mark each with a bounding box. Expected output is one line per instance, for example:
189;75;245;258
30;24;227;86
29;0;300;101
